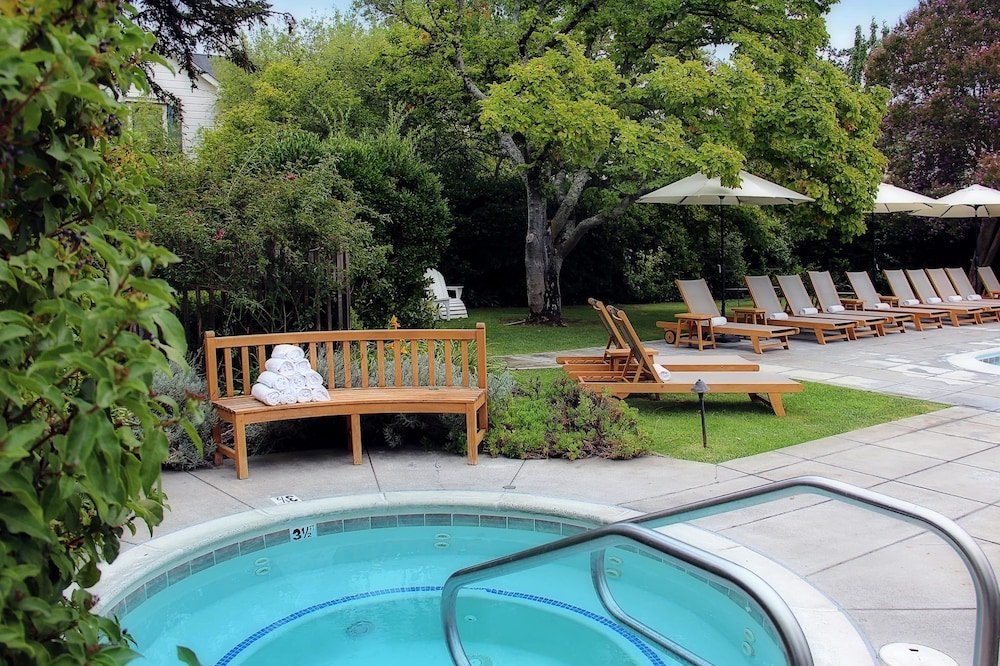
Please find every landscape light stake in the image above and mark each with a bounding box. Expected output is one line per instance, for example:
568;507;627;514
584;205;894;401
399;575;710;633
691;379;710;447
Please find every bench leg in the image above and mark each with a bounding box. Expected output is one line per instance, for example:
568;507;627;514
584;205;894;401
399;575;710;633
348;414;363;465
212;423;223;466
233;419;249;480
466;404;479;465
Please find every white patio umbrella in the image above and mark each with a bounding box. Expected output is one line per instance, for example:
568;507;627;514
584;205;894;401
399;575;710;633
867;183;938;271
910;183;1000;269
638;170;814;316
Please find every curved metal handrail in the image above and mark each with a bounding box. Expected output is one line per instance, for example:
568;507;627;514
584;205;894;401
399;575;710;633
629;475;1000;666
440;521;813;666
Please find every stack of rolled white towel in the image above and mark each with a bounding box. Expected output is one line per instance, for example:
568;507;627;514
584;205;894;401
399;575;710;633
250;344;332;406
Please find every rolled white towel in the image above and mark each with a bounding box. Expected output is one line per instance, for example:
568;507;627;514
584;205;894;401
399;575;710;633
710;316;727;327
284;372;306;388
948;295;963;302
251;383;281;406
265;357;295;375
967;294;982;301
304;370;324;388
296;388;313;403
826;305;845;313
294;359;312;374
902;298;920;306
799;307;818;315
256;370;290;390
926;297;942;304
311;386;331;401
872;302;890;310
271;344;305;361
768;312;788;320
652;363;671;382
279;388;298;405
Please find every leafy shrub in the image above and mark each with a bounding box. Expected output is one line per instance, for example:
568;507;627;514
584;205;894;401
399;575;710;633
485;376;651;460
151;360;219;470
0;1;195;662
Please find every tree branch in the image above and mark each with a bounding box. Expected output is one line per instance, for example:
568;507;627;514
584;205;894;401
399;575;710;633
551;168;591;238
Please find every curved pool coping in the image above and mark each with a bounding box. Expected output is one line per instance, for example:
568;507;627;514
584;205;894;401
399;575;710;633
947;347;1000;375
93;491;876;666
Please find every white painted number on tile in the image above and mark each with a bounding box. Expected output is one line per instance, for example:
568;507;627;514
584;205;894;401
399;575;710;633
270;495;301;505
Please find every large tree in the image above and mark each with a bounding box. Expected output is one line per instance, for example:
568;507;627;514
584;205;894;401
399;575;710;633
368;0;888;323
867;0;1000;267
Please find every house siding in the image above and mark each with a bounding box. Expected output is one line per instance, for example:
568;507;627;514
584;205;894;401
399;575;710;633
128;60;219;153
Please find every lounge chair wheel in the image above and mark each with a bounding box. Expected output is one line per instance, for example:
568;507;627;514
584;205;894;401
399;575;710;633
663;329;677;344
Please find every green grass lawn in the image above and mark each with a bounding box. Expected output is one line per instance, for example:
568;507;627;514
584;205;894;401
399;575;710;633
441;302;687;356
440;303;945;464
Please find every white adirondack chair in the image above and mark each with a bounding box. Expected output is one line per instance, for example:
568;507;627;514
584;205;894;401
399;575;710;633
424;268;468;320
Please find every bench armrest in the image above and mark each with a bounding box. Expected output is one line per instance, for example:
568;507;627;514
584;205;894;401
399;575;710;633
446;284;463;299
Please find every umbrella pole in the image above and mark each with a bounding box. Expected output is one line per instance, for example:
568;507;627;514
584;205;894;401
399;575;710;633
719;205;726;317
871;213;878;272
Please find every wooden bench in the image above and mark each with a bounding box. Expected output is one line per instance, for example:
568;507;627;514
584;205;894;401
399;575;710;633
204;324;489;479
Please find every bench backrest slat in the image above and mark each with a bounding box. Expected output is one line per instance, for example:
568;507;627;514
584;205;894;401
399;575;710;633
428;343;436;386
204;324;487;397
460;341;470;387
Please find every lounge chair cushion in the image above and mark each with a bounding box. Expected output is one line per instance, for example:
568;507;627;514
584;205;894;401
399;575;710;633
799;307;818;315
902;298;919;306
826;305;845;313
711;316;728;326
652;363;672;381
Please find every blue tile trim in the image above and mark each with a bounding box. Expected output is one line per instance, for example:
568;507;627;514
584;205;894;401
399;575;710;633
214;586;666;666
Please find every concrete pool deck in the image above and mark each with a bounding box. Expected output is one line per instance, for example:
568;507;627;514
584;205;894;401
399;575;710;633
134;320;1000;665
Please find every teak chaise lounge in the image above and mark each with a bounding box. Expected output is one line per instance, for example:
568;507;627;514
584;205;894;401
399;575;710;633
883;269;981;326
928;268;1000;321
658;278;799;354
553;298;632;370
896;269;987;325
976;266;1000;298
844;271;945;331
776;274;888;337
807;270;908;334
571;306;803;416
744;275;855;344
558;298;758;374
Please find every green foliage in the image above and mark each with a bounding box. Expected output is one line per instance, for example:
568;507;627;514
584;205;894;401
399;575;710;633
485;375;651;460
0;1;195;662
143;148;387;336
327;121;453;328
151;362;218;470
370;0;891;321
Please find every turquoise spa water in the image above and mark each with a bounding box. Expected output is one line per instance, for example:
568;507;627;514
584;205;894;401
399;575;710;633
116;510;786;665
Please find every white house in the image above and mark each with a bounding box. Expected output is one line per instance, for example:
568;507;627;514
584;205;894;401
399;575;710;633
127;54;220;153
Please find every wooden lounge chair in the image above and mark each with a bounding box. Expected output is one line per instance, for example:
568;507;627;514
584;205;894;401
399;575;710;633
571;306;803;416
976;266;1000;299
844;271;945;331
807;270;908;334
883;269;981;326
554;298;632;370
556;298;759;373
659;278;799;354
744;275;855;344
899;269;987;325
777;274;888;337
934;268;1000;321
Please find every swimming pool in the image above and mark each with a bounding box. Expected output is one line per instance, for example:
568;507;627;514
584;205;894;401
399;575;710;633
946;347;1000;375
94;493;874;665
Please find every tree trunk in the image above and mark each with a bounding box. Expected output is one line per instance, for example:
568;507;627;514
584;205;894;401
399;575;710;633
523;175;564;325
